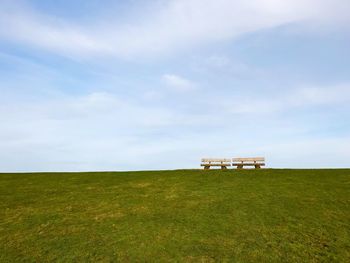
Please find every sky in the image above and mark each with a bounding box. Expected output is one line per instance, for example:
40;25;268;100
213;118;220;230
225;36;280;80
0;0;350;172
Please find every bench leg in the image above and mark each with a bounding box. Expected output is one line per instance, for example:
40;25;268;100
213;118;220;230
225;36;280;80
204;166;210;170
221;166;227;170
237;165;243;169
255;165;261;169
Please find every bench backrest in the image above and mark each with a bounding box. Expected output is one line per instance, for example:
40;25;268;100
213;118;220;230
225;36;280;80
201;158;231;163
232;157;265;163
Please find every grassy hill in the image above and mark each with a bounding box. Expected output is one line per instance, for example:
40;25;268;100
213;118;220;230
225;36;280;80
0;169;349;262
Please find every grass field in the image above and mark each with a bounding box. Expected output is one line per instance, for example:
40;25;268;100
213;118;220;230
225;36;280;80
0;169;349;262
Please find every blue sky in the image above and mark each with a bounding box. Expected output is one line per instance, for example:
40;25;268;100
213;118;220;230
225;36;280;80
0;0;349;171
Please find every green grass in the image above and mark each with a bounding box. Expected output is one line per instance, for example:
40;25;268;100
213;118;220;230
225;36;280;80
0;169;349;262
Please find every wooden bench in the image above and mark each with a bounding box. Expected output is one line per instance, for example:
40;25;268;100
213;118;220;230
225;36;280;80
201;158;231;170
232;157;265;169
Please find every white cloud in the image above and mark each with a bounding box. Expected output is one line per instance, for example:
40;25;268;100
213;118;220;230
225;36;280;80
0;7;108;59
162;74;196;92
0;0;348;59
0;84;349;171
205;55;231;68
0;1;349;172
262;137;350;168
290;84;350;106
224;83;350;114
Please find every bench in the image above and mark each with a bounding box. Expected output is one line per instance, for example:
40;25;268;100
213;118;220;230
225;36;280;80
232;157;265;169
201;158;231;170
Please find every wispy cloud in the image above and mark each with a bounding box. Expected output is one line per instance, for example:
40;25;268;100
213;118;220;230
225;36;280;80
162;74;196;92
0;82;349;172
0;0;348;59
224;83;350;114
0;1;349;171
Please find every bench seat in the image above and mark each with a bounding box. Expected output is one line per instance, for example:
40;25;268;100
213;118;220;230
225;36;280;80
201;158;231;170
200;164;231;166
232;157;265;169
231;163;265;166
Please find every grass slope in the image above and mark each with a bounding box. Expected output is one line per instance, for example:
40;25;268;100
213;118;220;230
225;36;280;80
0;169;349;262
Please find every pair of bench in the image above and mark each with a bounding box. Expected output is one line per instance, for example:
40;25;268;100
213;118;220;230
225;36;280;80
201;158;265;170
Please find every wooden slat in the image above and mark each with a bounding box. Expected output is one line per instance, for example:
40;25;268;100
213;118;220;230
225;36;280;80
232;163;265;166
201;158;231;162
200;164;231;166
232;157;265;162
